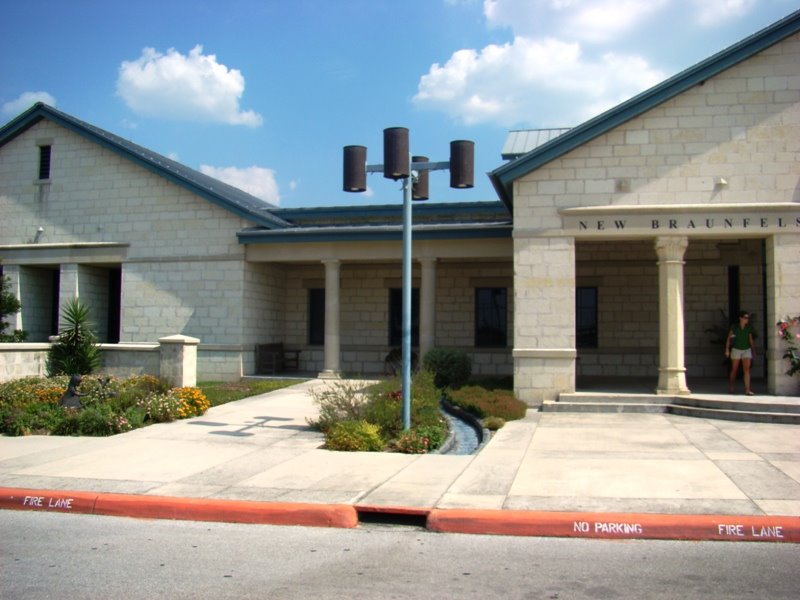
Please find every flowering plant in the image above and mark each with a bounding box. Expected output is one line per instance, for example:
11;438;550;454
776;317;800;377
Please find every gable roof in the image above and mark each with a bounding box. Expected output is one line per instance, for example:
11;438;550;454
0;103;292;229
489;9;800;209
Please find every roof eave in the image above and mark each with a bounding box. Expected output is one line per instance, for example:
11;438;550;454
0;103;291;230
489;9;800;211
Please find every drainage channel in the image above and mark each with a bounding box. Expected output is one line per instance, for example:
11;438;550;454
439;399;486;456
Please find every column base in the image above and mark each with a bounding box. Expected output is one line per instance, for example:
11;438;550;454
318;370;341;380
656;368;690;395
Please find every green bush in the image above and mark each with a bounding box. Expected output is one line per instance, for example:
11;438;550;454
0;376;69;409
391;423;449;454
137;391;183;423
422;348;472;390
325;420;383;452
0;374;259;437
448;386;527;421
482;416;506;431
0;402;65;436
307;380;370;432
46;298;101;376
0;275;26;342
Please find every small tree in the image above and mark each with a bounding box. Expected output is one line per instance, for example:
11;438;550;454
46;297;101;376
0;275;27;342
422;348;472;390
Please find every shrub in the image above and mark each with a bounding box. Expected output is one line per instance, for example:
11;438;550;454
174;387;210;418
0;376;69;409
448;386;527;421
422;348;472;390
307;380;370;432
0;275;26;342
0;402;65;436
391;422;448;454
483;416;506;431
137;391;182;423
325;420;384;452
46;297;101;376
777;317;800;376
391;429;431;454
74;403;118;436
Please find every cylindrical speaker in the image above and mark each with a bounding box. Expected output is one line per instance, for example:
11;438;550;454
450;140;474;189
412;155;429;201
383;127;409;180
343;145;367;192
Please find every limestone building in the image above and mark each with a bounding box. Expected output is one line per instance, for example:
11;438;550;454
1;10;798;401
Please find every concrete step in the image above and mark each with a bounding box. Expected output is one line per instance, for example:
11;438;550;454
542;401;668;414
545;393;800;424
666;403;800;425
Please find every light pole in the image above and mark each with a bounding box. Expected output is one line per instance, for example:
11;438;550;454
343;127;474;430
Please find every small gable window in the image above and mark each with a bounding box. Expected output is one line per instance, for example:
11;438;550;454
38;145;52;180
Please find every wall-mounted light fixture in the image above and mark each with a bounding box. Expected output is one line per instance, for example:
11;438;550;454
713;177;728;188
343;127;474;429
33;226;44;243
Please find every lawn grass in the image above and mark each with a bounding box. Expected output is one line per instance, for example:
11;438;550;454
198;379;307;407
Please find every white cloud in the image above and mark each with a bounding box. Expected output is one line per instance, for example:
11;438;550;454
483;0;666;42
414;36;664;126
691;0;757;26
2;91;57;118
199;165;279;204
116;45;262;127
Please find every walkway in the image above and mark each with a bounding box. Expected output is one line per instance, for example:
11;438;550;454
1;379;798;541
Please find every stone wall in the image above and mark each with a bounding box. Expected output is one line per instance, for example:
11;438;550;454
281;261;514;376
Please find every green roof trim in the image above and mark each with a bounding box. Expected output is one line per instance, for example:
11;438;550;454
237;223;512;244
489;9;800;209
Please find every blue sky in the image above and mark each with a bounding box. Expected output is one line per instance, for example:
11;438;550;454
1;0;796;208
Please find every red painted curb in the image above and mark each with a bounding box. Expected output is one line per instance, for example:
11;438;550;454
0;487;358;529
427;509;800;543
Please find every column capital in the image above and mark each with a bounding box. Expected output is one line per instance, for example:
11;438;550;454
655;236;688;262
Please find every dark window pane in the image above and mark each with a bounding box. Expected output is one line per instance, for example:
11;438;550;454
389;288;419;347
576;286;598;348
38;145;51;180
475;287;507;348
308;288;325;345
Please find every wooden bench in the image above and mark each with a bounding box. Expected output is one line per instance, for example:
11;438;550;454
255;343;301;375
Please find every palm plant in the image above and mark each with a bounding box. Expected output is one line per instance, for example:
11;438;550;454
46;297;102;376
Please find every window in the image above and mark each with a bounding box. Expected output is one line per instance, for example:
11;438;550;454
576;287;598;348
308;288;325;345
38;145;52;180
475;287;507;347
389;288;419;347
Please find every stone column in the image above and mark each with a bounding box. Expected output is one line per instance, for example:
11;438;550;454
159;334;199;388
766;234;800;395
655;236;690;395
513;236;576;406
419;257;437;361
320;259;341;378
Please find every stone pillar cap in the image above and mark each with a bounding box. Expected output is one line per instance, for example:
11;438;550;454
158;334;200;345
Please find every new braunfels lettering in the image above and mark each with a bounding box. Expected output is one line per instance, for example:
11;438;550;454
578;216;800;231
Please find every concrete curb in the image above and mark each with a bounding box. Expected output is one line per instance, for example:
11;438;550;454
0;487;358;529
427;508;800;543
3;487;799;542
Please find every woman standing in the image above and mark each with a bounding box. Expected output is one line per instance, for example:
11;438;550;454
725;311;756;396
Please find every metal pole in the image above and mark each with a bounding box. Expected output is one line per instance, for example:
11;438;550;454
401;153;413;430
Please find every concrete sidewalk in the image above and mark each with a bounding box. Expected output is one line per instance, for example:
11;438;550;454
1;379;799;542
